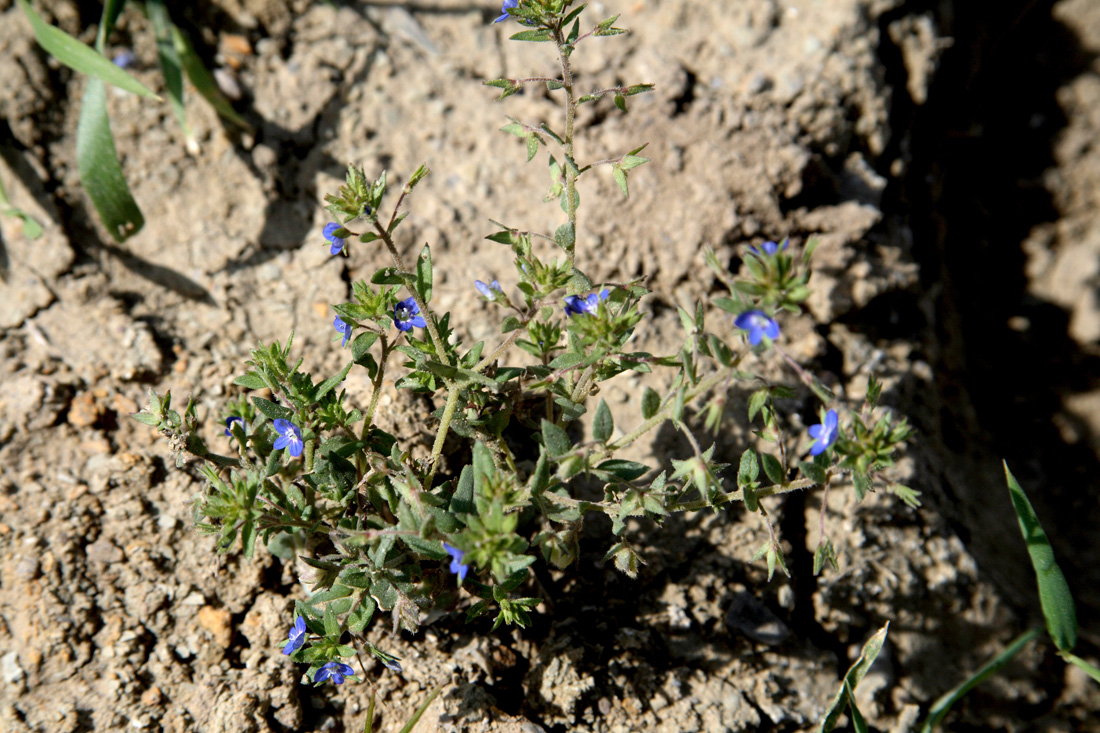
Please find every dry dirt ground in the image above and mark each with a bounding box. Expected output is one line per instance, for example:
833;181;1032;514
1;0;1099;731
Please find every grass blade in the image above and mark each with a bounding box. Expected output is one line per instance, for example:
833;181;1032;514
819;622;889;733
76;78;144;241
1061;651;1100;684
919;628;1039;732
146;0;193;150
17;0;159;100
171;26;251;129
397;683;444;733
1004;462;1077;651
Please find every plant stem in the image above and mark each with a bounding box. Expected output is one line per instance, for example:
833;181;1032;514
554;28;578;268
426;387;461;489
360;339;391;440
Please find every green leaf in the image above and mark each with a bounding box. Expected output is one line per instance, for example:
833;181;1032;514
1004;462;1077;652
593;399;613;443
813;538;839;575
172;25;250;128
18;0;159;100
347;594;376;633
918;629;1040;733
613;92;626;111
819;623;889;733
737;449;759;486
252;396;293;421
526;133;539;162
554;222;575;253
541;420;571;458
760;453;784;484
416;244;433;303
595;460;649;481
76;78;144;242
423;361;500;392
800;460;827;485
351;331;380;363
747;389;768;421
450;465;475;514
233;371;268;390
315;361;353;403
620;153;650;171
612;166;628;196
510;28;554;42
641;387;660;419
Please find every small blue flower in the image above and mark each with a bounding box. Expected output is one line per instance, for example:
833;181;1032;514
315;661;355;685
383;657;403;674
564;289;610;317
808;409;839;456
272;419;303;458
323;223;346;255
333;317;353;347
393;297;427;332
494;0;519;23
749;240;788;257
282;616;307;656
475;279;502;300
443;543;469;582
112;50;136;69
734;310;780;345
224;416;245;437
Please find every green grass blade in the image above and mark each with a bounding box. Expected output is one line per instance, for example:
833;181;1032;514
1061;651;1100;684
1004;462;1077;651
171;26;251;129
76;78;144;241
146;0;192;148
17;0;159;100
0;175;43;240
819;622;889;733
845;680;869;733
919;628;1039;732
397;684;444;733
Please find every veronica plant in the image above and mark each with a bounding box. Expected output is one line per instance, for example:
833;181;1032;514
137;0;914;687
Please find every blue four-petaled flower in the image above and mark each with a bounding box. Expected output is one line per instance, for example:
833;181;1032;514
393;297;427;332
272;419;303;458
224;416;245;437
808;409;839;456
315;661;355;685
323;223;346;255
564;289;610;317
282;616;307;656
475;279;502;300
443;543;469;582
749;239;788;257
494;0;518;23
333;317;353;347
734;310;780;345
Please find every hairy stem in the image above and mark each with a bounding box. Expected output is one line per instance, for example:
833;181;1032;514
426;387;462;489
554;28;578;268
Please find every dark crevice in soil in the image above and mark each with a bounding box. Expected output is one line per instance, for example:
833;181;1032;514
898;0;1100;621
670;65;697;117
778;489;845;666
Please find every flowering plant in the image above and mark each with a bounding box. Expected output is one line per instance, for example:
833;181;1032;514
136;0;913;690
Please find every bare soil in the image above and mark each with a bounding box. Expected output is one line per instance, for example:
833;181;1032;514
1;0;1098;731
